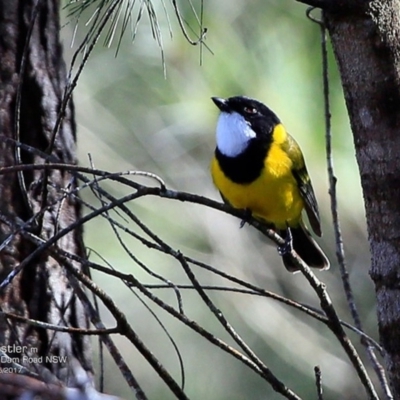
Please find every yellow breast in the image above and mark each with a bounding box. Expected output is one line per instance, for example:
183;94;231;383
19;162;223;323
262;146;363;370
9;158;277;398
211;126;304;229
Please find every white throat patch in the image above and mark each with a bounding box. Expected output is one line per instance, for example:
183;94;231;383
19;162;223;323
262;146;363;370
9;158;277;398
215;111;256;157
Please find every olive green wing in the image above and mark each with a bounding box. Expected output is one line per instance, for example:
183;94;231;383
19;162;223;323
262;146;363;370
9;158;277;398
285;133;322;237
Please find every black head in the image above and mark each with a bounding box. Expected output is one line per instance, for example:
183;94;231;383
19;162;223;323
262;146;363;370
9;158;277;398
211;96;280;138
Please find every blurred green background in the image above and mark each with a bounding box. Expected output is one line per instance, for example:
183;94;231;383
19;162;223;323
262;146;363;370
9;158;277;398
61;1;378;399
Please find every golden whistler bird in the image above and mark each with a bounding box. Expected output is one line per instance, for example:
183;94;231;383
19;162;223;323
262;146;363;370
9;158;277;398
210;95;329;272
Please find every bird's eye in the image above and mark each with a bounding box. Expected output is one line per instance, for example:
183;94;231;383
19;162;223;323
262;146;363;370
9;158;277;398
244;107;257;115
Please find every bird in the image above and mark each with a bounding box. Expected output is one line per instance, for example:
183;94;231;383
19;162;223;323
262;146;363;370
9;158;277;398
210;95;329;272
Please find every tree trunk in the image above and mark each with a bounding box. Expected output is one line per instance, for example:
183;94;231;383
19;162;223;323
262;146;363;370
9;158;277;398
0;0;93;396
325;1;400;397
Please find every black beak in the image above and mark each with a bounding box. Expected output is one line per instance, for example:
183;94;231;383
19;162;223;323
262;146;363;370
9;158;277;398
211;97;230;112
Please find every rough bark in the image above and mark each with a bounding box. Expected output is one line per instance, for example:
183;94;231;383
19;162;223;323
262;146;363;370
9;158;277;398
325;1;400;397
0;0;93;394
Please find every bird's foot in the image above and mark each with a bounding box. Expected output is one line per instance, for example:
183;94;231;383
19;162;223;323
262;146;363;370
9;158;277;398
277;226;293;256
239;209;252;229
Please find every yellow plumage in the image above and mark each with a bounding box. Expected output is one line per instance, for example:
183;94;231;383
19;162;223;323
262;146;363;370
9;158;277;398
211;124;304;229
210;95;329;271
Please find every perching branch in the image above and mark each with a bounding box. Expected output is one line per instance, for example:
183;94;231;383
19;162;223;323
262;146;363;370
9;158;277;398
0;160;381;398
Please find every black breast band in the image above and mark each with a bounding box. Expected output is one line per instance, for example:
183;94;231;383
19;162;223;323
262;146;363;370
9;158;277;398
215;139;270;184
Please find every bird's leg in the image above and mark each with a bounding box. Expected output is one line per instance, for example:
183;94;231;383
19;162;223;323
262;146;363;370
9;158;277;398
239;208;252;228
277;224;293;256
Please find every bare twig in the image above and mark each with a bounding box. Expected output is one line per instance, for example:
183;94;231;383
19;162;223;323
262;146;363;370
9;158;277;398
65;272;148;400
0;206;292;391
297;258;378;399
145;283;383;350
308;7;391;399
314;366;324;400
171;0;207;45
0;158;381;398
88;167;186;389
0;311;119;335
0;161;383;345
175;251;301;400
54;255;189;399
34;238;383;352
61;252;298;385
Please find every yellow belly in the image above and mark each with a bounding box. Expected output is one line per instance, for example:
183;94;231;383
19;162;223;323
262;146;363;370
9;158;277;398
211;146;304;229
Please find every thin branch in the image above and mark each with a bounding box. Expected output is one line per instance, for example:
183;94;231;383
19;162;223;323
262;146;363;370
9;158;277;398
64;268;148;400
171;0;207;45
318;7;361;348
297;260;379;399
88;169;186;389
33;238;382;353
0;161;285;246
63;254;293;383
53;255;189;399
0;162;383;349
145;283;383;351
314;366;324;400
175;251;301;400
9;212;290;388
15;192;375;398
0;159;381;398
15;202;298;397
309;7;391;399
0;311;119;335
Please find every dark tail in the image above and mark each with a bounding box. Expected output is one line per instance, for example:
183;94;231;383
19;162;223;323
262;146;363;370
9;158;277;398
280;223;329;272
